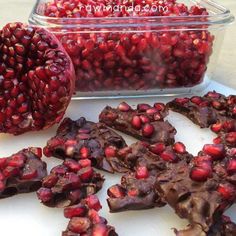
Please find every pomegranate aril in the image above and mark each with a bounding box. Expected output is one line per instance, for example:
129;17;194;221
142;123;154;137
173;142;186;154
104;146;117;158
135;166;149;179
137;103;151;111
80;146;90;159
85;195;102;211
68;217;91;233
107;185;125;198
37;188;53;202
217;184;235;200
131;115;142;129
149;143;166;155
202;144;225;160
160;150;178;162
118;102;131;112
226;159;236;175
190;167;211;182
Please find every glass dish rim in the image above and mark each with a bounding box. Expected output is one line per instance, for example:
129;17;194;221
29;0;235;29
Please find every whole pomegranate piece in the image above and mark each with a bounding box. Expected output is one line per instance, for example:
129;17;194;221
0;22;75;135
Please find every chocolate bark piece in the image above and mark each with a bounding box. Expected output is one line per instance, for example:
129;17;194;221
107;142;193;212
37;159;104;208
0;147;47;198
167;92;235;128
43;117;128;173
63;195;118;236
174;216;236;236
155;158;236;234
99;102;176;144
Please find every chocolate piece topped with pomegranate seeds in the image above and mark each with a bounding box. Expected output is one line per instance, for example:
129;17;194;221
167;92;236;128
63;195;118;236
99;102;176;144
37;158;104;207
0;147;47;198
107;142;193;212
155;146;236;234
43;117;128;173
0;22;75;135
174;215;236;236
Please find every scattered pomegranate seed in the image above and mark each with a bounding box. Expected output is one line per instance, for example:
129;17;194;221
104;146;117;158
226;159;236;175
107;185;125;198
131;115;142;130
68;217;91;233
64;205;87;219
190;167;211;182
149;143;166;155
173;142;186;154
135;166;149;179
80;146;90;159
118;102;131;112
37;188;53;202
142;123;154;137
160;150;178;162
137;104;151;111
217;184;235;200
86;195;102;211
202;144;225;160
211;123;223;133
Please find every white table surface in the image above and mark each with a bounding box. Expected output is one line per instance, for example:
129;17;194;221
0;81;235;236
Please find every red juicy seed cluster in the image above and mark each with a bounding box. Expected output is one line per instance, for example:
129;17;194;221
41;0;213;92
0;23;75;135
63;195;117;236
37;158;104;207
0;147;46;196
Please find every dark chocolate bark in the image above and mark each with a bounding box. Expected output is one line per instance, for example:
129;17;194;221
174;216;236;236
62;195;118;236
37;158;104;207
156;156;236;234
43;117;128;173
99;102;176;144
0;147;47;198
107;142;193;212
167;92;235;128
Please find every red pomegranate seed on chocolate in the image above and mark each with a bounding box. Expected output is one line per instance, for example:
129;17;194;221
0;22;75;135
217;184;235;200
37;188;53;202
225;132;236;145
135;166;149;179
68;217;91;234
154;103;165;111
203;144;225;160
118;102;131;112
190;167;211;182
160;150;178;162
64;205;87;219
107;185;125;198
149;143;165;154
211;123;223;133
146;108;159;115
173;142;186;154
64;159;81;172
139;115;150;124
104;146;117;158
131;115;142;129
85;195;102;211
80;146;90;159
137;103;151;112
142;123;154;137
213;136;222;144
226;159;236;175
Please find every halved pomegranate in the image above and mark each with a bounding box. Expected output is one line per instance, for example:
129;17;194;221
0;22;75;135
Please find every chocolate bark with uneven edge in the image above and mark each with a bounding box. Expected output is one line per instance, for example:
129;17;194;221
174;216;236;236
155;158;236;234
62;195;118;236
99;102;176;144
0;147;47;198
43;117;128;173
167;92;236;128
107;142;193;212
37;158;104;208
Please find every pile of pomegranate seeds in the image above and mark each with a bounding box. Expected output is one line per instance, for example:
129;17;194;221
99;102;176;144
40;0;213;92
0;22;75;135
37;158;104;207
63;195;118;236
0;147;47;198
43;117;128;173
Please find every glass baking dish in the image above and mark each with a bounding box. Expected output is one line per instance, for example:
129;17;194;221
29;0;234;99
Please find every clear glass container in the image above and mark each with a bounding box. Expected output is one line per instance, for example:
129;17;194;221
29;0;234;98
